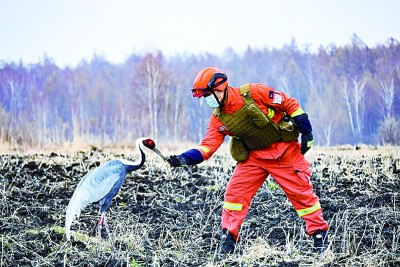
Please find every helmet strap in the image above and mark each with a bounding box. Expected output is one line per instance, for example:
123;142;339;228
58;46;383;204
212;86;228;108
221;87;228;106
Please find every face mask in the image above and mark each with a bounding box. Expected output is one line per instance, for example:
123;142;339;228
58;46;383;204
205;95;220;108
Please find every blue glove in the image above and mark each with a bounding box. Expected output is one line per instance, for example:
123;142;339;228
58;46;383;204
292;113;312;133
293;113;314;154
167;149;204;167
167;155;187;167
301;132;314;154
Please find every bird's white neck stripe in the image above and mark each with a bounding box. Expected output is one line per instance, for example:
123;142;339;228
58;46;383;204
118;158;141;166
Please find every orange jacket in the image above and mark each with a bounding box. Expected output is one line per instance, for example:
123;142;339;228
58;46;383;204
195;83;304;160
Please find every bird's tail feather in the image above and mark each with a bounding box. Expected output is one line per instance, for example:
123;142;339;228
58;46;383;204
65;190;91;241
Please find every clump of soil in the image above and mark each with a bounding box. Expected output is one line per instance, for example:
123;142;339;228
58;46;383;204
0;148;399;266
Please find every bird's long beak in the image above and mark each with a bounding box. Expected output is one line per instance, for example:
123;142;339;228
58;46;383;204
152;147;168;162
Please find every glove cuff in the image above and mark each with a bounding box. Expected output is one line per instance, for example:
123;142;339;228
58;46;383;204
293;113;312;134
180;149;204;165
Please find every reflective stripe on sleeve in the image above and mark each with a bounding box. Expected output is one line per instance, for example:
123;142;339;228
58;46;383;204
267;108;275;119
296;202;321;217
197;146;210;153
223;201;243;211
290;108;305;118
307;139;315;148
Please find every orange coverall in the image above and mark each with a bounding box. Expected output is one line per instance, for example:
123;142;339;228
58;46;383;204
194;83;329;240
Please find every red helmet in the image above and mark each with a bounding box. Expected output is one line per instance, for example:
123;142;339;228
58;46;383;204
191;67;228;98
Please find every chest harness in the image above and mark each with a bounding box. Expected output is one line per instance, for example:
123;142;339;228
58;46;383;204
213;83;299;161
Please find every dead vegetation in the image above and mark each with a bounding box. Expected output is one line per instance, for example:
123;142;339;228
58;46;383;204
0;146;399;266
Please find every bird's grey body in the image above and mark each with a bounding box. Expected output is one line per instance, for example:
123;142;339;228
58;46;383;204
65;137;166;256
65;158;143;240
65;139;147;243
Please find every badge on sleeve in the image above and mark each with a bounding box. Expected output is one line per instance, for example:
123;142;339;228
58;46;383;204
269;90;274;98
272;93;282;104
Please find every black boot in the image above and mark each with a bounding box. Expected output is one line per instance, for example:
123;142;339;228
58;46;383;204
220;229;236;255
312;230;329;253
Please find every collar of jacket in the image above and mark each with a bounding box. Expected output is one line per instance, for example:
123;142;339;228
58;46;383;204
219;86;244;115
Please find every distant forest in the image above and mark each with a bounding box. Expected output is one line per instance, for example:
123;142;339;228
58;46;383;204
1;35;399;149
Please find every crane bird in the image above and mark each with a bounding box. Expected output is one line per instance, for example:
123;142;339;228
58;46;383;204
65;137;166;256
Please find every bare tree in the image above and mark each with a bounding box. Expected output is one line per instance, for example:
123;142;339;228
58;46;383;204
136;53;171;140
342;77;366;142
378;117;400;145
342;81;354;140
379;78;396;119
353;78;366;139
172;84;182;144
322;123;334;147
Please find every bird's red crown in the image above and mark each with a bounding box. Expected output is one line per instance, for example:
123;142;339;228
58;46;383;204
143;138;156;149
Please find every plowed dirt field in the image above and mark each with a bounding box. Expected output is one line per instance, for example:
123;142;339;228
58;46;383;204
1;147;399;266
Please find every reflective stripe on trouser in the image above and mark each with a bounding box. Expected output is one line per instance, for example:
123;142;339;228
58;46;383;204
221;141;329;238
223;201;243;211
296;201;321;217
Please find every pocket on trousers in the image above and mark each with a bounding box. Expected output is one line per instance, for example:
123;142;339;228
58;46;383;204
292;160;312;186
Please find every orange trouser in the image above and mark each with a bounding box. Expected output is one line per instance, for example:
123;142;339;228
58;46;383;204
221;142;329;240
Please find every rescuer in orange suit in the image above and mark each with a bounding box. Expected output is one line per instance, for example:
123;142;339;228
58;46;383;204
167;67;329;255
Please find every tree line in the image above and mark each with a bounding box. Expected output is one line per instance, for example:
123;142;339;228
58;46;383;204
0;35;399;149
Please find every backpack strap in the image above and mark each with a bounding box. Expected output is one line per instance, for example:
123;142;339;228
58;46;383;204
214;107;221;116
240;83;254;106
239;83;251;95
214;83;252;117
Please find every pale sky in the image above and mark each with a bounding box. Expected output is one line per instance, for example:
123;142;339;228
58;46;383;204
1;0;399;67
